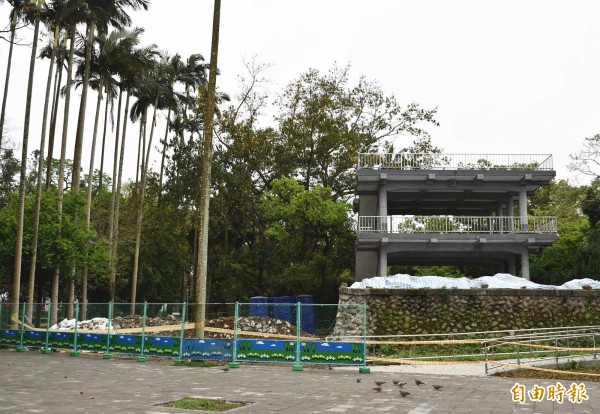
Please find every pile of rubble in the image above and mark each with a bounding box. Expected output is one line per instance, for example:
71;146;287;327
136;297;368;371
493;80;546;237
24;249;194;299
204;316;302;338
48;314;309;340
111;314;180;329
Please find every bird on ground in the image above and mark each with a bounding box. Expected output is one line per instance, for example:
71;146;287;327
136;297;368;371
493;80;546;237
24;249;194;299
399;391;411;398
356;378;361;383
372;386;382;392
415;379;425;385
221;367;230;372
374;381;386;386
432;385;443;390
393;380;407;388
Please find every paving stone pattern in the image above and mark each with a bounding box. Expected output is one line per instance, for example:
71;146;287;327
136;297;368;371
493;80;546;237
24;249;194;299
1;350;599;413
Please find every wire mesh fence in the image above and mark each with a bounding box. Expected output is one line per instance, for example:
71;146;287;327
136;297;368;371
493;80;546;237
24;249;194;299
231;302;366;366
0;301;367;367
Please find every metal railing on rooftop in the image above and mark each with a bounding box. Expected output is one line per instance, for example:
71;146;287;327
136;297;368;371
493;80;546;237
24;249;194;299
358;215;558;234
357;153;553;171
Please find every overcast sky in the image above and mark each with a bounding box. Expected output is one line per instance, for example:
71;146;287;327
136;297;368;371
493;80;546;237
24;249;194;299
1;1;599;184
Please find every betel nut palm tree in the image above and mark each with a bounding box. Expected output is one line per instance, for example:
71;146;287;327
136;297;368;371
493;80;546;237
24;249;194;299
66;0;149;314
78;28;140;318
108;39;157;302
10;0;43;326
195;0;221;338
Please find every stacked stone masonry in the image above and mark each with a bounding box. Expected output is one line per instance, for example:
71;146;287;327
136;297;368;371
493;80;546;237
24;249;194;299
334;287;600;337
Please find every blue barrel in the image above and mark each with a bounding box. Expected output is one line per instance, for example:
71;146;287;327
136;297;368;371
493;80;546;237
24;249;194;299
250;296;269;317
295;295;315;334
271;296;293;323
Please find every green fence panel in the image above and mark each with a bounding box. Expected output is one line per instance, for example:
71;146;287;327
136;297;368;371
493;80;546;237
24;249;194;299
0;301;367;367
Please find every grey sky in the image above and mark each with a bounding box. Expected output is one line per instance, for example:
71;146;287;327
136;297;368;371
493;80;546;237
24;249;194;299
1;1;599;183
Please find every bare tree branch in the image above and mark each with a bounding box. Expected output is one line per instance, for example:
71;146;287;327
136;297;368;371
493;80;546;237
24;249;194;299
569;134;600;178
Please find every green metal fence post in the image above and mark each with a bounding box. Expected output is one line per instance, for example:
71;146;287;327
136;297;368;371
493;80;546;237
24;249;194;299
137;302;147;362
17;302;26;352
103;301;113;359
174;302;186;366
229;301;240;368
70;300;80;356
359;303;370;374
41;303;52;354
292;301;303;371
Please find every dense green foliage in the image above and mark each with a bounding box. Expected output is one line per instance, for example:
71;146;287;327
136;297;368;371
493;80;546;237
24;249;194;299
0;49;439;304
1;1;598;307
528;180;590;284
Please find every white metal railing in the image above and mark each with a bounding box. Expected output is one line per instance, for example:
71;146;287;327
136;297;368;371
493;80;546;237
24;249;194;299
358;216;557;234
357;153;553;171
328;325;600;368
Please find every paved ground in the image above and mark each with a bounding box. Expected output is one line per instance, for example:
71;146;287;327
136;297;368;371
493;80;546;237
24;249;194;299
1;349;599;413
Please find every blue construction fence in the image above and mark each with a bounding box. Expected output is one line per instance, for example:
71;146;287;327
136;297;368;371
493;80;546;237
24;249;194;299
0;301;367;368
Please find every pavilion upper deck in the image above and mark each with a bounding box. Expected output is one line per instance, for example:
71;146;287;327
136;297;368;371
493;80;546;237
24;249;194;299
357;153;553;171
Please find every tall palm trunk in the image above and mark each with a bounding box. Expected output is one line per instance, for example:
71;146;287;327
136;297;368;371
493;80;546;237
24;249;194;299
195;0;221;337
0;9;18;150
110;91;131;301
98;95;110;189
68;21;95;317
158;108;171;190
108;89;123;301
27;25;59;321
130;100;157;316
72;22;95;192
51;25;76;327
10;3;41;326
81;80;104;320
135;118;142;183
46;35;66;189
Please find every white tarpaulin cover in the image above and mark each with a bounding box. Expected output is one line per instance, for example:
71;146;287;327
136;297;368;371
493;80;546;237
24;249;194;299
350;273;600;290
50;317;113;331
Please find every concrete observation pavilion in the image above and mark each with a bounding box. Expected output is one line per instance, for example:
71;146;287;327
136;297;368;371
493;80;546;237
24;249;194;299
354;153;558;281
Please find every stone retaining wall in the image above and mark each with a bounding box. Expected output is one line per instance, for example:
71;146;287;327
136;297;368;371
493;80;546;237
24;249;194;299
333;287;600;337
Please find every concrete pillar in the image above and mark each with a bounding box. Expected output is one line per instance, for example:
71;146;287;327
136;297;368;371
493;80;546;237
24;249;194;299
378;243;388;277
508;257;517;276
519;188;528;231
521;247;530;280
355;251;378;281
378;181;388;231
507;196;515;232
